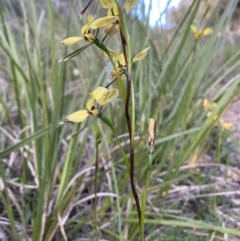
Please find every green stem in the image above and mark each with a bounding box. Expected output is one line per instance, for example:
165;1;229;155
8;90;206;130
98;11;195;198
141;166;150;240
94;128;101;240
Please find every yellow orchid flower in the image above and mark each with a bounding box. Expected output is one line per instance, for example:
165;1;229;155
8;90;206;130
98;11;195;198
190;24;212;39
61;13;118;46
203;100;232;130
66;99;98;123
219;119;233;131
62;14;96;46
98;0;120;35
108;2;118;16
65;87;119;123
104;48;125;64
105;2;119;35
98;0;118;14
101;48;126;79
105;47;150;79
112;53;127;79
203;99;217;111
106;47;150;65
90;87;119;106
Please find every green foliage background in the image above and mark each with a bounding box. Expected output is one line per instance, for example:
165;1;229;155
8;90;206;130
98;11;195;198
0;0;240;240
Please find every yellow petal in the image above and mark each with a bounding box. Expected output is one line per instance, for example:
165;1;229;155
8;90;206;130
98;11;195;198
107;8;112;16
102;48;120;60
207;112;218;122
61;37;84;46
81;24;90;34
107;2;118;15
87;14;94;24
99;0;115;9
66;110;88;122
86;99;95;111
203;99;209;110
222;122;233;130
90;16;118;30
91;109;99;116
203;28;212;36
91;87;108;100
124;0;138;10
207;112;211;118
190;24;198;33
96;89;119;106
210;102;217;109
84;33;96;42
118;53;126;66
86;99;99;116
112;3;119;15
203;99;216;110
133;47;150;63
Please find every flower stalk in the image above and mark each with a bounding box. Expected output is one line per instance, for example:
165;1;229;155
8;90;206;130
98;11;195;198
60;1;150;239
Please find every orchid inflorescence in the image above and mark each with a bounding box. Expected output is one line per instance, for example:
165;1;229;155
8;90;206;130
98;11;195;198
59;1;151;237
203;99;233;131
190;24;212;39
60;0;150;131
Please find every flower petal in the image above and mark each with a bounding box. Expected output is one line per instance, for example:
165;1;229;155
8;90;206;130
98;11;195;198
84;33;96;42
86;99;99;116
203;28;212;36
102;48;120;60
190;25;198;33
133;47;150;63
86;99;95;111
90;16;118;30
99;0;115;9
61;37;84;46
81;24;90;34
118;53;126;66
87;14;94;24
124;0;138;10
66;110;88;122
221;122;233;130
96;89;119;106
112;3;119;15
90;87;108;100
203;99;216;110
203;99;209;110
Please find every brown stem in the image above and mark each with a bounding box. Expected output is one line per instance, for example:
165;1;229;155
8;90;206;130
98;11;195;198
125;73;142;228
119;19;142;236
